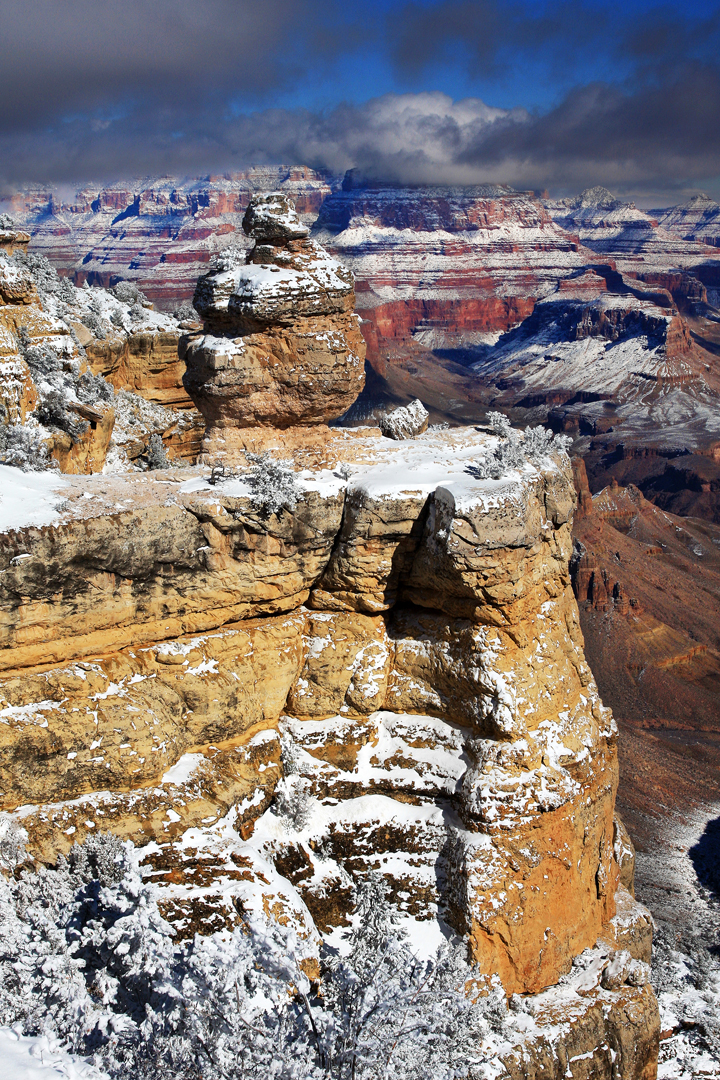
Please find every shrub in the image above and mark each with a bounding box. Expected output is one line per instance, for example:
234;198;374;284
246;452;300;517
468;423;572;481
146;433;169;470
0;831;503;1079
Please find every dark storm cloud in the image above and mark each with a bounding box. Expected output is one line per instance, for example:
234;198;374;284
0;0;331;132
388;0;605;77
2;0;720;197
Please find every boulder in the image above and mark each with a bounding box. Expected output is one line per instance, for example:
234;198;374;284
379;398;429;440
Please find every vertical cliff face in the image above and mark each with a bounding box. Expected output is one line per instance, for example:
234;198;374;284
0;431;646;1003
183;194;366;450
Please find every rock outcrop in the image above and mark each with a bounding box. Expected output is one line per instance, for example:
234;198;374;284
469;268;720;447
0;224;205;471
183;194;365;450
0;428;653;1020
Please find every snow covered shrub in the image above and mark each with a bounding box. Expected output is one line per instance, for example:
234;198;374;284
213;246;246;272
468;422;571;480
246;452;301;517
487;411;512;437
0;813;28;872
146;433;169;470
76;369;114;405
208;462;236;486
274;776;313;832
523;425;572;462
0;833;506;1079
652;923;720;1057
112;281;149;307
0;424;55;471
173;302;198;323
81;311;107;339
36;389;88;441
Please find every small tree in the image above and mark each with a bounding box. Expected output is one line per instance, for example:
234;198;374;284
146;434;170;470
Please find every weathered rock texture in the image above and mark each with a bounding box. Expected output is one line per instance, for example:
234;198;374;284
0;225;205;471
183;194;365;446
0;429;644;1011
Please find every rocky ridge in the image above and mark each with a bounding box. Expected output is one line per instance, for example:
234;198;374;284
0;168;335;310
313;180;601;363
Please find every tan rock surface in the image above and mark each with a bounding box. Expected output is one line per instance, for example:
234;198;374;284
0;427;654;1040
0;483;343;671
184;193;365;435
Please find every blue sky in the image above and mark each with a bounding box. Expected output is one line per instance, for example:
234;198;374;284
1;0;719;200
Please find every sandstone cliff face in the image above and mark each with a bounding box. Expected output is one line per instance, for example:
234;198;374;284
183;194;365;443
0;428;641;1007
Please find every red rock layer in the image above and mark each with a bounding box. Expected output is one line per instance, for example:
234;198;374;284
313;184;604;361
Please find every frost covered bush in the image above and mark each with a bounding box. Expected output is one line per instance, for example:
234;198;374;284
246;452;301;517
652;922;720;1061
487;411;512;437
173;302;198;322
0;424;55;471
36;390;88;441
468;422;572;480
0;831;504;1079
112;281;149;307
274;776;314;832
81;311;107;339
146;433;169;470
213;246;246;272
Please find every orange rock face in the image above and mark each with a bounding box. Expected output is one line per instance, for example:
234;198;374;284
184;193;365;436
0;430;631;1003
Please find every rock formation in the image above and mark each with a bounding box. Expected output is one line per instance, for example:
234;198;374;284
0;192;670;1077
183;193;366;451
0;420;660;1075
1;168;334;309
469;267;720;445
313;178;601;363
0;223;204;471
656;193;720;250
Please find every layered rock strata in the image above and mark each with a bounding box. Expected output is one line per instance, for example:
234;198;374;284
313;179;602;361
1;168;333;309
183;193;365;450
0;429;652;1017
470;268;720;447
